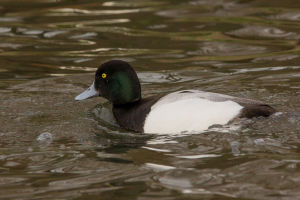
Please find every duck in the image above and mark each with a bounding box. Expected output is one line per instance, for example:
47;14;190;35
75;60;276;134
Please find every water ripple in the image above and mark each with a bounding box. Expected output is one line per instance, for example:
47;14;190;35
0;0;300;199
227;25;300;40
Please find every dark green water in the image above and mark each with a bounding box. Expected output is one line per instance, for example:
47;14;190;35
0;0;300;199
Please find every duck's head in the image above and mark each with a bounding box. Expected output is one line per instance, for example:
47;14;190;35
75;60;141;105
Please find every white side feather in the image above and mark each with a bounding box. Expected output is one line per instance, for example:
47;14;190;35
144;91;243;134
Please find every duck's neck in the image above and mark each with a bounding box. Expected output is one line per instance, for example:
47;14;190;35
112;95;164;133
112;97;141;108
112;99;144;132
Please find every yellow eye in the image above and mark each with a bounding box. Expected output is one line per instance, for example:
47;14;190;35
102;73;107;79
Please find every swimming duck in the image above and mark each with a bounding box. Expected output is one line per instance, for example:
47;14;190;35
75;60;276;134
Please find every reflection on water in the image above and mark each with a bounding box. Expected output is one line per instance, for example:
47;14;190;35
0;0;300;199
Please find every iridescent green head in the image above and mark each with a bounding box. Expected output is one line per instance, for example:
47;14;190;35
75;60;141;105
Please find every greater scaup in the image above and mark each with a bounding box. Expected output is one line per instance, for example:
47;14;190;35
75;60;276;134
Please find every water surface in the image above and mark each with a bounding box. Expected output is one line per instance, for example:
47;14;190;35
0;0;300;199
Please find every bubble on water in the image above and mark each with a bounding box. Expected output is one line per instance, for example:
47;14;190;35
37;132;53;143
230;141;240;155
254;138;265;146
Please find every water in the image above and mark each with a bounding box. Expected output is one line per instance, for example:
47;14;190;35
0;0;300;199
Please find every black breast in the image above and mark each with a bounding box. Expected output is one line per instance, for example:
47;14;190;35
112;95;163;132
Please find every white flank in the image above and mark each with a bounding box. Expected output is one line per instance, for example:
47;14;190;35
144;92;243;134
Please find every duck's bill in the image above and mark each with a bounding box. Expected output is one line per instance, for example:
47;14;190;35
75;81;99;101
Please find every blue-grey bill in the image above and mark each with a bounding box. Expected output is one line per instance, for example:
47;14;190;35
75;81;99;101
